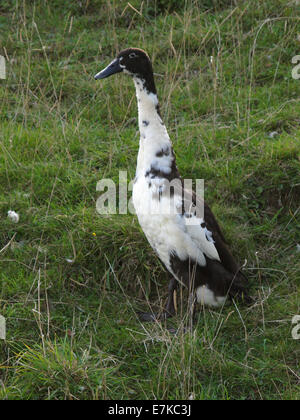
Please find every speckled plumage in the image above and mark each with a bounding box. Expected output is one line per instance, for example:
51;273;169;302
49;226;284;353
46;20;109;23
95;48;250;317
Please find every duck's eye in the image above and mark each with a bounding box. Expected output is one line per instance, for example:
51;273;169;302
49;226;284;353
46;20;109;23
129;52;138;59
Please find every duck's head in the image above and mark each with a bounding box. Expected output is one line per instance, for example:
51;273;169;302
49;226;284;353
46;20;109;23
94;48;156;94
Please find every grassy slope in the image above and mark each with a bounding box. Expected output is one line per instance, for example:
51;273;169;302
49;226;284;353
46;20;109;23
0;0;299;400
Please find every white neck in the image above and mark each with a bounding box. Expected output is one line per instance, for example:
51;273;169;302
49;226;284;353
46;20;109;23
133;77;173;178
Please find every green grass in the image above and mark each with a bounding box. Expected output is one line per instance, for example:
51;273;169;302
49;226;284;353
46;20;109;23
0;0;300;400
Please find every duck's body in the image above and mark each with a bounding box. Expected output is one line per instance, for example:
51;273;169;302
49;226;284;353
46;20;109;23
95;48;249;319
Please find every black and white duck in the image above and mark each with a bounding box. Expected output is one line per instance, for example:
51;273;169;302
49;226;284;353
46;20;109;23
95;48;250;321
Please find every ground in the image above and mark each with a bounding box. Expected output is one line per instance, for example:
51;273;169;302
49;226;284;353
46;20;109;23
0;0;299;400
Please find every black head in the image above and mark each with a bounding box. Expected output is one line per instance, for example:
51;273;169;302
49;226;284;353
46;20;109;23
94;48;156;94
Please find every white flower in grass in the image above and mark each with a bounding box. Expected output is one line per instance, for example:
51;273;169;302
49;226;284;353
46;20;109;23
268;131;279;139
7;210;20;223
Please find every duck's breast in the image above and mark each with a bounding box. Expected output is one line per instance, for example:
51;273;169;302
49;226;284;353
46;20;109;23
132;176;208;270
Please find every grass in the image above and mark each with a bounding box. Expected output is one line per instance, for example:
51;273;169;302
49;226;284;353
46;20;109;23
0;0;300;400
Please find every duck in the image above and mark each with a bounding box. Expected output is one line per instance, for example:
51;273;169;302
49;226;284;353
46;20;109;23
95;48;250;321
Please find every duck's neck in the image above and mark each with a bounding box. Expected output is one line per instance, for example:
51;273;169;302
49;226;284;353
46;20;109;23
133;77;178;180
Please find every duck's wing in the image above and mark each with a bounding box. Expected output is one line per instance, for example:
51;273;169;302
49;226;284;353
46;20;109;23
180;189;248;282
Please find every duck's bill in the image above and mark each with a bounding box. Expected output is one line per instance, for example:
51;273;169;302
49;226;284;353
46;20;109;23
94;58;122;80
